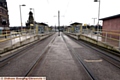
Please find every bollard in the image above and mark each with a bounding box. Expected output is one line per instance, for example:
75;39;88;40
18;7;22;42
105;32;108;43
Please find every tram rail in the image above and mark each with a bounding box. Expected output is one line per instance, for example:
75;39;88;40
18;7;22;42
62;34;97;80
65;33;120;69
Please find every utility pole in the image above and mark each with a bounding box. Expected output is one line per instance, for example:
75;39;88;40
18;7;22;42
98;0;101;31
94;0;101;32
58;11;60;36
54;11;64;35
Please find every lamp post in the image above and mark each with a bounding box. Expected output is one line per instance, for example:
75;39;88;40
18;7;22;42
58;11;60;36
98;0;101;31
94;0;101;32
19;4;26;31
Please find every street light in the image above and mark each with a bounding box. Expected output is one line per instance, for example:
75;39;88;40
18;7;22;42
19;4;26;31
94;0;101;31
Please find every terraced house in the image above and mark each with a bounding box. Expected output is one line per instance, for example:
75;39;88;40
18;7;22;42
0;0;9;34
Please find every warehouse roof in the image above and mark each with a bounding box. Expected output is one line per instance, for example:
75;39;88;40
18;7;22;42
100;14;120;20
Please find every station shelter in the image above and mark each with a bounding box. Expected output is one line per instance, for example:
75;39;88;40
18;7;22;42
70;22;82;33
36;23;49;34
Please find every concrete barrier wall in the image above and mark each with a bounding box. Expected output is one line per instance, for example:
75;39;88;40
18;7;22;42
0;33;54;54
65;33;120;53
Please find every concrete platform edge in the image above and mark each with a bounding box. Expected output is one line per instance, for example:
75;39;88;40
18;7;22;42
0;33;54;57
64;33;120;53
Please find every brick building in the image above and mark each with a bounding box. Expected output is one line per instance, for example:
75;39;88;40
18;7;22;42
100;14;120;39
0;0;9;34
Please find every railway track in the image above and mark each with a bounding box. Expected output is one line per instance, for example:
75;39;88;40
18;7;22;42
0;33;119;79
24;36;56;76
61;34;97;80
65;34;120;69
0;35;55;74
0;40;41;68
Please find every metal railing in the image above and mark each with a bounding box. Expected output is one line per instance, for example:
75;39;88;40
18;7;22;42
65;29;120;49
0;29;54;50
83;29;120;49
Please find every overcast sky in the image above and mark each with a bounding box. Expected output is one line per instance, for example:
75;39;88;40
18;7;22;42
6;0;120;26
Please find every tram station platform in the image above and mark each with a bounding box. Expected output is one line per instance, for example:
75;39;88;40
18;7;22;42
30;33;91;80
0;32;54;56
0;33;119;80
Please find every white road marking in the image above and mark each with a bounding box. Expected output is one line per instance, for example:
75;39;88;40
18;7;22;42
84;59;103;62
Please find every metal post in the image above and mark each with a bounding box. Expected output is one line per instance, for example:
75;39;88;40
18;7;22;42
19;4;26;32
58;11;60;36
19;5;22;30
97;0;101;32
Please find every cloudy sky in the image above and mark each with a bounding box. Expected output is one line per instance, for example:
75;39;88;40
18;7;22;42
6;0;120;26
